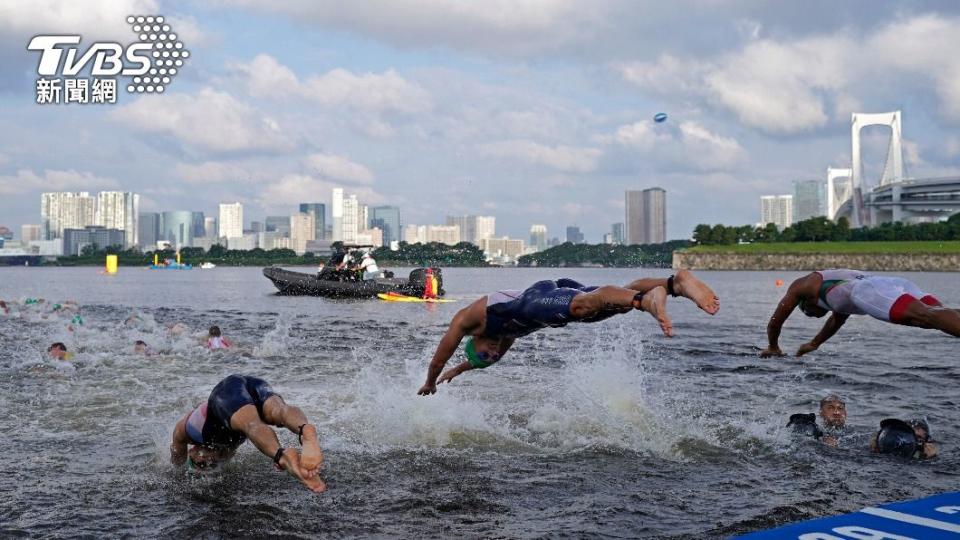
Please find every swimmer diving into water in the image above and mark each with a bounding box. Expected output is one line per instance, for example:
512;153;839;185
417;270;720;395
761;269;960;358
170;374;325;492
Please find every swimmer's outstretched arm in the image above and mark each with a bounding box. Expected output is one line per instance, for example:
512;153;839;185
797;313;849;356
761;281;804;357
418;303;482;396
170;413;191;466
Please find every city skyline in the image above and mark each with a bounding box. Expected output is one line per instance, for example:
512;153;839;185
4;3;960;241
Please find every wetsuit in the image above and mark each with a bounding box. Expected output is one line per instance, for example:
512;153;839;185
814;269;941;323
184;374;279;449
482;279;624;339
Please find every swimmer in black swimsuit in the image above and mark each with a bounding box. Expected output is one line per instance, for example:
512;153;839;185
170;374;326;493
417;269;720;395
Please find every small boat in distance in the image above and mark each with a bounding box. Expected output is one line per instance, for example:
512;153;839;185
200;262;216;269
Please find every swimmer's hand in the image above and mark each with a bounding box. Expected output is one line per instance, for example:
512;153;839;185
279;449;326;493
796;342;818;357
417;382;437;396
821;435;838;447
759;346;786;358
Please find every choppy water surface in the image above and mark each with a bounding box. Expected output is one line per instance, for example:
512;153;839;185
0;267;957;538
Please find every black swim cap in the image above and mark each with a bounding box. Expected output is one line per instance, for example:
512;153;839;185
787;413;823;439
876;419;918;458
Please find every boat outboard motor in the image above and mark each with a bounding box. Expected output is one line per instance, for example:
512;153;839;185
407;268;444;296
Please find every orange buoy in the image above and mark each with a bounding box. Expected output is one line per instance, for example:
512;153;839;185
775;279;784;288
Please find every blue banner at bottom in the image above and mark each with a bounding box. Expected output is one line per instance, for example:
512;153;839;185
734;491;960;539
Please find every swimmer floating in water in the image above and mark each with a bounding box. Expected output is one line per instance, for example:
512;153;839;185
761;269;960;358
417;269;719;395
170;374;325;492
205;325;231;349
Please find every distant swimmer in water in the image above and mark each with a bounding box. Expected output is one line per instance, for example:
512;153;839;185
417;269;720;395
761;269;960;358
205;325;232;349
47;342;72;361
134;340;150;355
0;300;9;315
169;374;325;492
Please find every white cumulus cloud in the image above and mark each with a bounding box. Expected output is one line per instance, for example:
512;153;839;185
478;139;601;172
111;88;292;153
0;168;117;195
304;153;374;184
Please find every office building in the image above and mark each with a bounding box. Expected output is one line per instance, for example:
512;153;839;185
139;213;160;247
299;203;326;241
529;224;547;252
566;225;584;244
369;206;400;246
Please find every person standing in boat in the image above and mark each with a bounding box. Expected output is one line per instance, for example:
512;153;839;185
359;252;380;280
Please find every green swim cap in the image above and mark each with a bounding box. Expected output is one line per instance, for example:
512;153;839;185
464;338;492;369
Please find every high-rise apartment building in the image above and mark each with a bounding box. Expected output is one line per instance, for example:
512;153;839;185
218;202;243;240
761;195;794;230
643;188;666;244
625;188;666;245
289;212;315;255
95;191;139;247
41;192;96;240
445;215;495;244
331;188;344;242
341;195;359;244
299;203;326;241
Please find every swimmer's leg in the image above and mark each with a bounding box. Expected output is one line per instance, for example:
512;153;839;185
623;269;719;315
570;285;673;336
261;396;323;473
231;403;325;492
898;301;960;337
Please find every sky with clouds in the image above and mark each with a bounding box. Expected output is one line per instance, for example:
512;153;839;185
2;0;960;241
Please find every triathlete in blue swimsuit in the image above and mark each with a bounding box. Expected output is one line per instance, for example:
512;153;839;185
417;269;720;395
170;374;326;492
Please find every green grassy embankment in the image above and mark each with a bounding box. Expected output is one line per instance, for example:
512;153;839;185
684;241;960;254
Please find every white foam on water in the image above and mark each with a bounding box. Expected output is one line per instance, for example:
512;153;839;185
253;313;292;357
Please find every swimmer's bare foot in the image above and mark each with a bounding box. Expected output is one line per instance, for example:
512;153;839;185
300;424;323;473
640;287;673;337
281;450;326;493
673;269;720;315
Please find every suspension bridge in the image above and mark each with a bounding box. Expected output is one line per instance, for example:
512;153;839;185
827;110;960;226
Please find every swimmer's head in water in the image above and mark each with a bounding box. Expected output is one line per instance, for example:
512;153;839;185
464;337;502;369
134;340;148;354
47;342;69;360
819;395;847;428
208;325;222;337
874;418;919;458
187;445;233;472
798;299;828;318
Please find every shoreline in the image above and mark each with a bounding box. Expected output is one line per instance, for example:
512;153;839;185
672;251;960;271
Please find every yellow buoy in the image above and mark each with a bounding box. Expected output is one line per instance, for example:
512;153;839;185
154;253;158;266
176;251;181;265
106;254;118;274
